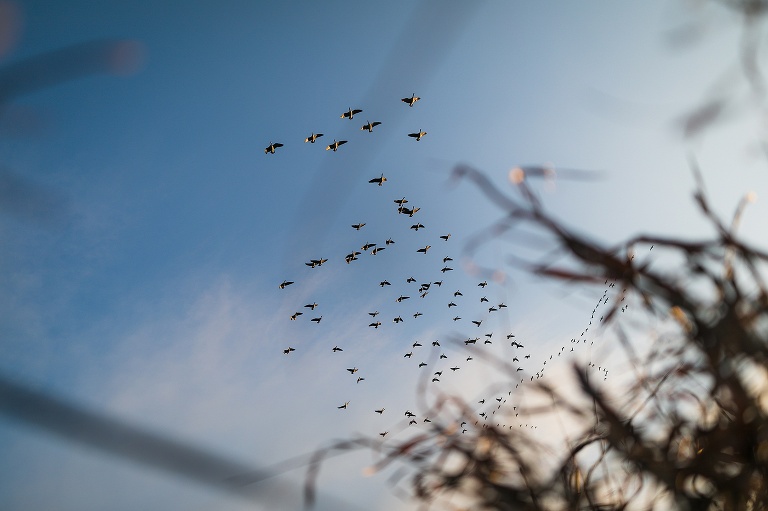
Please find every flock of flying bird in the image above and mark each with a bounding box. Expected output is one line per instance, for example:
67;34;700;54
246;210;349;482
264;94;425;155
273;92;632;436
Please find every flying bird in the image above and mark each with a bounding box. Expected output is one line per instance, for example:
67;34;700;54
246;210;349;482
347;367;359;374
408;129;427;141
362;242;376;251
264;142;283;154
472;320;483;327
341;108;363;119
375;408;385;414
311;316;322;323
399;206;420;216
396;295;410;302
352;223;366;230
290;312;303;320
440;234;451;241
369;174;387;186
444;256;454;263
385;238;395;245
304;132;323;143
361;120;382;132
333;346;343;352
453;290;463;297
394;197;408;206
419;362;427;368
406;277;416;283
411;223;425;231
417;245;431;254
283;347;295;354
380;280;391;287
338;401;349;409
325;139;348;151
401;93;420;107
305;259;327;268
357;377;365;383
304;302;318;310
393;316;403;323
369;311;380;317
371;246;385;255
279;280;294;289
478;281;488;288
441;266;453;273
369;321;381;328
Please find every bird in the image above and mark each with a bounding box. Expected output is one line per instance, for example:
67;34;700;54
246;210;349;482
472;320;483;327
304;132;323;143
488;306;498;313
454;290;463;297
419;362;427;367
379;431;388;437
347;367;359;374
371;247;385;255
375;408;385;414
432;341;440;346
450;367;460;371
433;280;443;286
408;129;427;141
393;316;403;323
480;296;489;303
325;139;348;151
369;174;387;186
352;223;366;230
394;197;408;206
410;223;425;231
304;302;318;310
440;353;448;359
396;295;410;302
448;302;457;308
444;256;454;263
406;277;416;283
341;108;363;119
369;322;381;328
279;280;294;289
413;312;423;318
283;347;295;354
264;142;283;154
361;120;382;132
369;311;379;317
305;258;328;268
290;312;303;320
399;206;420;216
412;342;422;348
441;266;453;273
357;377;365;383
401;93;420;107
440;234;451;241
453;316;461;321
380;280;391;287
465;338;477;345
479;281;488;288
498;303;507;308
417;245;431;254
362;242;376;251
404;352;412;358
311;316;322;323
385;238;395;245
434;371;443;376
338;401;349;409
431;378;440;383
345;251;361;263
333;346;343;352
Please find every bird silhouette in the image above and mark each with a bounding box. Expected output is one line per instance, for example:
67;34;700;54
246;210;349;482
454;290;462;297
338;401;349;409
375;408;385;414
311;316;322;323
352;223;366;230
283;347;295;354
419;362;427;367
440;234;451;241
371;246;385;255
410;223;425;231
396;295;410;302
444;256;453;263
290;312;303;320
472;320;483;327
385;238;395;245
347;367;359;374
304;132;323;143
408;129;427;141
401;93;420;107
333;346;343;352
406;277;416;283
305;258;328;268
369;311;379;317
369;322;381;328
441;266;453;273
478;281;488;288
393;316;403;323
380;280;391;287
417;245;431;254
264;142;283;154
279;280;294;289
361;120;382;132
341;108;363;119
304;302;318;310
369;174;387;186
325;139;348;151
357;377;365;383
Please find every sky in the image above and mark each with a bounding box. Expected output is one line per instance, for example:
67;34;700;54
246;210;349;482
1;1;768;510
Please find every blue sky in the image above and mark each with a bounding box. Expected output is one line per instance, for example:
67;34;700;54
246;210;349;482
1;1;767;510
